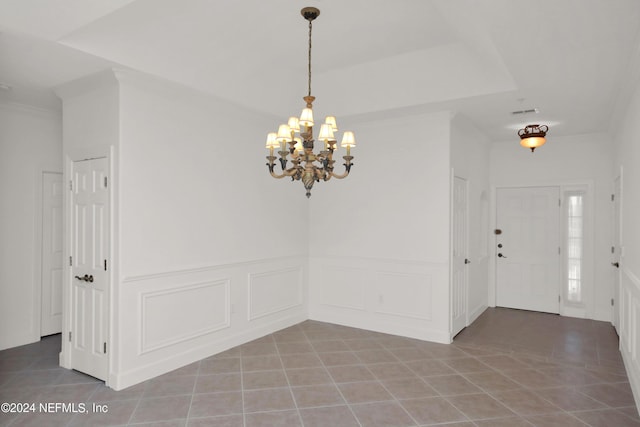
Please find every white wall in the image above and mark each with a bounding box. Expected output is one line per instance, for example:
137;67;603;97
57;70;309;389
489;133;613;321
308;111;452;343
450;114;490;325
117;73;308;275
0;103;62;350
114;72;309;389
612;71;640;410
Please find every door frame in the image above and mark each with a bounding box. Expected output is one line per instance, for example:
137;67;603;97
61;148;115;385
32;168;63;343
489;180;595;318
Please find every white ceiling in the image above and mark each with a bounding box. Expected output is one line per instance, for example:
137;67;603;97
1;0;639;141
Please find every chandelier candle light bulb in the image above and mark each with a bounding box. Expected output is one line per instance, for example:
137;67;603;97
265;6;356;198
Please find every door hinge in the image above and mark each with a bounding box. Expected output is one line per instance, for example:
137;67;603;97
103;342;107;354
611;298;615;306
612;246;615;254
69;256;73;266
104;259;107;271
558;247;561;255
69;180;73;191
68;331;72;342
611;194;615;202
558;295;561;303
104;176;108;188
558;199;561;207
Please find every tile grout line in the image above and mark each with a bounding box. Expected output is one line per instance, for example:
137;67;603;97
311;332;364;427
367;347;443;427
273;327;305;426
239;344;246;427
183;360;201;427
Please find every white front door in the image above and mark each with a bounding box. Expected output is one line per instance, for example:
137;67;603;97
70;158;109;380
496;186;560;314
41;172;63;336
612;175;621;333
451;176;469;337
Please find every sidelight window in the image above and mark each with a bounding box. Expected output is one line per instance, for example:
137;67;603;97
565;192;584;303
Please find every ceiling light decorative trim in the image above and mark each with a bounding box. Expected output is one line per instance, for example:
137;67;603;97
518;123;548;152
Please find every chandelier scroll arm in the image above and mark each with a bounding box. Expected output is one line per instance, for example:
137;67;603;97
328;170;349;180
266;155;299;179
268;167;298;180
328;155;354;179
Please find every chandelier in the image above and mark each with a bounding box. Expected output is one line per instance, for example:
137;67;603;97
265;7;356;198
518;124;548;152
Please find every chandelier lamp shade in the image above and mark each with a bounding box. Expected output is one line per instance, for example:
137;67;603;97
518;124;548;152
265;7;356;198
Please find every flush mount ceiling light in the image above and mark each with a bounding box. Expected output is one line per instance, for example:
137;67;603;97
265;7;356;198
518;124;548;152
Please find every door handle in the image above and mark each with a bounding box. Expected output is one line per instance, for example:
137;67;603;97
74;274;94;282
498;253;507;258
612;262;620;268
464;259;471;264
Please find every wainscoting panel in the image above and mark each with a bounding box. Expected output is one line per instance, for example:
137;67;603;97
309;257;449;344
111;257;307;390
374;272;432;320
320;266;367;311
140;279;230;354
620;267;640;409
248;266;303;321
623;284;632;351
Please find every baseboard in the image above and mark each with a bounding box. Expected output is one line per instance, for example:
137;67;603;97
620;341;640;411
309;310;450;344
467;304;487;326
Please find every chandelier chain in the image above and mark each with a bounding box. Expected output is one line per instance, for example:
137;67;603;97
307;19;312;97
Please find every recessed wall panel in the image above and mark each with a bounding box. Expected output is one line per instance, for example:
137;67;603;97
248;267;302;320
374;272;432;320
321;266;366;311
141;280;230;353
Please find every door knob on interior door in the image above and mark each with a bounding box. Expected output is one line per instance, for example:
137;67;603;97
74;274;94;282
498;253;507;258
464;259;471;264
612;262;620;268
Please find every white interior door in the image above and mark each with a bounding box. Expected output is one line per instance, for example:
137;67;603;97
41;172;63;336
451;176;469;337
612;175;621;333
496;186;560;314
70;157;109;381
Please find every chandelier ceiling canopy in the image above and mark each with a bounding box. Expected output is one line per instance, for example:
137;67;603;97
265;7;356;198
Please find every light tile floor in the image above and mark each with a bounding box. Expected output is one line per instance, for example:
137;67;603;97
0;308;638;426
